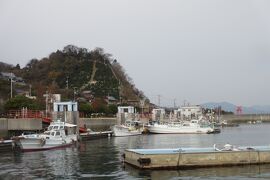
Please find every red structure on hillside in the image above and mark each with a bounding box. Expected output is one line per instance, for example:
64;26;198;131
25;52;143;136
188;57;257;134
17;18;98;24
236;106;243;115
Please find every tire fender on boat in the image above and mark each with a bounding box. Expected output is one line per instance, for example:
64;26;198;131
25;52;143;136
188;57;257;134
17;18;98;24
40;138;46;146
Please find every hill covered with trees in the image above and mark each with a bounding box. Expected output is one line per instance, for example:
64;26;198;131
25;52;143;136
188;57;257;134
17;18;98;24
0;45;148;115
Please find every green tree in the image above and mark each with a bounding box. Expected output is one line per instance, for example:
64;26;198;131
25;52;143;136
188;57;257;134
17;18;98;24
4;95;43;110
79;102;93;117
92;98;107;113
106;104;118;115
79;102;93;113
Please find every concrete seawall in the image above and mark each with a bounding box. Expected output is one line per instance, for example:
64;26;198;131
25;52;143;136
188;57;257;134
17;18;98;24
1;114;269;135
0;118;43;137
8;118;42;130
0;118;8;137
221;114;270;122
79;118;117;131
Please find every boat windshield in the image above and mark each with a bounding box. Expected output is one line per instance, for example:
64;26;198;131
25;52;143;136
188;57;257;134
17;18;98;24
183;123;190;126
55;131;61;136
50;132;55;136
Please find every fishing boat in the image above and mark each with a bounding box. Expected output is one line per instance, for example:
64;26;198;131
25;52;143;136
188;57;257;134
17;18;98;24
13;120;78;152
112;120;143;137
147;119;214;134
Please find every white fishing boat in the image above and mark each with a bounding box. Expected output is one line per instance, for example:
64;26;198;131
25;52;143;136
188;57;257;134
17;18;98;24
147;119;214;134
112;120;143;137
13;120;78;152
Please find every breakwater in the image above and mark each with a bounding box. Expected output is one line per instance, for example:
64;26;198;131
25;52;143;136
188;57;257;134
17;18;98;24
221;114;270;122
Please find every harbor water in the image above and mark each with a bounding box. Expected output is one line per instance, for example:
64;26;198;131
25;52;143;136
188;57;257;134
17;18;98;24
1;124;270;179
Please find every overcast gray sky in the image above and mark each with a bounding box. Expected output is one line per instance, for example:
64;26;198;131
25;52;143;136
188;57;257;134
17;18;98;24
1;0;270;106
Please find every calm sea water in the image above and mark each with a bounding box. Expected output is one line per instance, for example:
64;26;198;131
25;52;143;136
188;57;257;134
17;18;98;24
1;124;270;180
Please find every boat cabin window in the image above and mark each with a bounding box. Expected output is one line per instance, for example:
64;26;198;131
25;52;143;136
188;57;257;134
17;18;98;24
53;126;59;130
50;132;55;136
48;126;53;130
60;126;64;129
55;131;60;136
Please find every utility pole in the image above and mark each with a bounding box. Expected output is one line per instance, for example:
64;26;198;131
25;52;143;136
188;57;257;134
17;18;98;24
73;87;77;101
66;76;69;89
173;98;176;108
45;90;48;118
10;77;13;99
29;84;32;96
157;95;161;107
140;99;145;117
183;100;186;106
118;80;122;104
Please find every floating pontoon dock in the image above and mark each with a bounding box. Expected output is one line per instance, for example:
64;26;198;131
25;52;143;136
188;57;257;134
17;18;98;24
80;131;112;141
124;146;270;169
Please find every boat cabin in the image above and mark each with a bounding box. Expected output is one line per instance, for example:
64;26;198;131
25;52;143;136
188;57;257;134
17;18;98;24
46;121;77;137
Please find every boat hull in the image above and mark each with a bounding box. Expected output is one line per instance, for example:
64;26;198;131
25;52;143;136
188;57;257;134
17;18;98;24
147;125;213;134
16;135;77;152
80;131;112;141
22;143;74;152
112;125;142;137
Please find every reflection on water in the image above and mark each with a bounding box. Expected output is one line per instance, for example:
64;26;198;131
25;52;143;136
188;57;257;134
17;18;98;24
0;147;80;179
1;124;270;179
124;163;270;180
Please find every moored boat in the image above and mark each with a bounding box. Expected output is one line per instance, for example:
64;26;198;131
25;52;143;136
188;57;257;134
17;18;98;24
13;120;78;152
147;120;214;134
112;120;143;137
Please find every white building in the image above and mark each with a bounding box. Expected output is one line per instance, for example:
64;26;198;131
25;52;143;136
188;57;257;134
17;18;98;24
53;101;78;112
52;102;79;130
152;108;166;121
117;106;134;114
117;106;135;124
175;105;203;120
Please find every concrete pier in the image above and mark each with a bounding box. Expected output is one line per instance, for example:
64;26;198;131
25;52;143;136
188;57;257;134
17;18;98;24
80;118;117;131
221;114;270;123
124;146;270;169
0;118;42;131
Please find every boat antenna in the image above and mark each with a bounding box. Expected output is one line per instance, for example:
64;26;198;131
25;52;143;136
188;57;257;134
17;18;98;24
64;106;67;124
